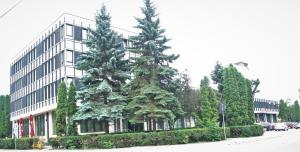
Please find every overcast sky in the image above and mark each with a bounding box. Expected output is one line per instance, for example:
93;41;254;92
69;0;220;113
0;0;299;102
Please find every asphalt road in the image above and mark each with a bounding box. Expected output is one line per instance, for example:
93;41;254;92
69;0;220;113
2;129;300;152
100;129;300;152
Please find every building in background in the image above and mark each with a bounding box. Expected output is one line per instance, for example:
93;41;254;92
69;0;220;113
254;98;279;123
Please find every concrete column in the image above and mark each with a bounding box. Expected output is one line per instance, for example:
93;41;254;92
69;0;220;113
108;121;115;133
270;114;274;123
120;119;123;132
144;120;148;131
44;113;49;143
48;112;53;137
264;114;267;122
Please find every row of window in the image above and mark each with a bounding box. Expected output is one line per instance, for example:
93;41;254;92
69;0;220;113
11;26;64;76
254;101;279;110
11;24;88;76
10;52;65;94
10;79;62;112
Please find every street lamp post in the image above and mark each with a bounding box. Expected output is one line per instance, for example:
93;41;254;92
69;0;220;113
220;92;226;140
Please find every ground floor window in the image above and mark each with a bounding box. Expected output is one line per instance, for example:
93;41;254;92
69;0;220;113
24;118;29;137
35;114;45;136
80;119;105;133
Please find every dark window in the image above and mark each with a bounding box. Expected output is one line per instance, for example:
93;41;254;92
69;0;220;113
55;29;60;44
74;26;82;41
36;42;44;57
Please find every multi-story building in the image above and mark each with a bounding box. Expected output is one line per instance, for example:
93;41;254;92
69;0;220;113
9;13;134;139
254;98;279;123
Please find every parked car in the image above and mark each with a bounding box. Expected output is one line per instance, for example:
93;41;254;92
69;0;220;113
295;123;300;129
258;122;273;131
274;123;288;131
286;122;297;129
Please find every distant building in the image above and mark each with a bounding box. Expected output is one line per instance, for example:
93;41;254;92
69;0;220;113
254;98;279;123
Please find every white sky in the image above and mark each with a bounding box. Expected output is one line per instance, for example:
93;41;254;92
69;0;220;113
0;0;299;101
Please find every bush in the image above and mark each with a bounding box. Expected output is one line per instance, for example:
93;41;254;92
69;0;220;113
0;138;14;149
49;136;82;149
229;125;264;138
49;127;229;149
0;138;38;149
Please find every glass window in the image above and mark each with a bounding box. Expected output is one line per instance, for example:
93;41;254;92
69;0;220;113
66;24;73;36
74;26;82;41
66;50;73;63
35;114;45;136
82;29;87;40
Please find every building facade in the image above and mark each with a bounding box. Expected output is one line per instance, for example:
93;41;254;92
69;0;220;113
10;13;194;140
254;98;279;123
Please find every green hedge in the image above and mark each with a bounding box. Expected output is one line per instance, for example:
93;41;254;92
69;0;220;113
229;125;264;138
0;138;38;149
49;127;230;149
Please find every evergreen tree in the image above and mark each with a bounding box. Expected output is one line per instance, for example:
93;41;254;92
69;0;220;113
279;99;288;121
245;79;255;124
0;95;11;138
223;65;245;126
67;83;78;136
126;0;183;130
55;81;67;136
197;76;219;128
293;100;300;122
211;61;224;92
176;71;200;115
73;5;130;133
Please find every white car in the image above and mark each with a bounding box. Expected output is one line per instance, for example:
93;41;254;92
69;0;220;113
274;123;288;131
295;123;300;129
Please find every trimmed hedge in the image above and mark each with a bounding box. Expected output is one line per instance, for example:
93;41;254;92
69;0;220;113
0;125;263;150
0;138;38;149
229;125;264;138
49;127;230;149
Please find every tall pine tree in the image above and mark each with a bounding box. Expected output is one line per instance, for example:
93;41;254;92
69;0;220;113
73;5;130;133
126;0;183;130
197;76;219;128
55;81;67;136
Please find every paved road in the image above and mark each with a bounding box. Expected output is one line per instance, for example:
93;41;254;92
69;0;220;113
2;129;300;152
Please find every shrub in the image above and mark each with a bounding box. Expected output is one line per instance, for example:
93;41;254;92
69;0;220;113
32;139;44;149
229;125;264;138
49;136;82;149
0;138;14;149
49;127;229;149
0;138;38;149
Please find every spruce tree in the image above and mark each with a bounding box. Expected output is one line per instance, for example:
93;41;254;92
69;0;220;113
67;83;78;136
126;0;183;130
55;81;67;136
73;5;130;133
197;76;219;128
211;61;224;92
